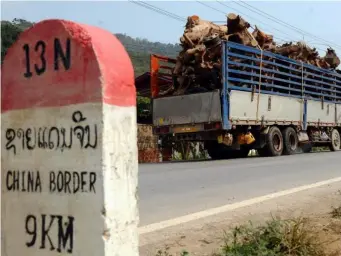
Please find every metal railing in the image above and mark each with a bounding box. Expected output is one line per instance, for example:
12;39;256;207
223;41;341;103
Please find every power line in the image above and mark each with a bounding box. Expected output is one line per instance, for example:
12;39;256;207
200;1;326;52
196;1;226;15
197;1;294;42
128;0;186;22
214;1;302;41
132;0;292;43
199;0;298;44
231;0;341;50
128;0;327;53
131;0;292;45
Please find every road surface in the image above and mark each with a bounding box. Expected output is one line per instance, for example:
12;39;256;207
138;151;341;226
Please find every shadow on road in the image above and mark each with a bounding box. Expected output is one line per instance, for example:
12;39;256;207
139;148;332;165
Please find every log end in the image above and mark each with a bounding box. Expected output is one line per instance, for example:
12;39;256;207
251;39;259;47
227;13;238;20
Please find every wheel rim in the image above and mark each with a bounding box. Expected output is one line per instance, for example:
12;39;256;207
273;133;282;152
332;130;341;149
289;132;297;151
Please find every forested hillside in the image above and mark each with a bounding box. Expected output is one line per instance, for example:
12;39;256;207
1;19;181;76
116;33;180;76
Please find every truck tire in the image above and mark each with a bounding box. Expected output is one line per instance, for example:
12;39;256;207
329;129;341;151
263;126;284;157
282;127;298;155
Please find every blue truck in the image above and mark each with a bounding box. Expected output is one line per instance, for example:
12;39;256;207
150;41;341;159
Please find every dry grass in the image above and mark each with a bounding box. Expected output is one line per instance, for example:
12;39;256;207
217;216;328;256
155;247;189;256
331;206;341;219
155;215;341;256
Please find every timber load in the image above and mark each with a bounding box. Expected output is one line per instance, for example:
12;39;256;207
164;13;340;96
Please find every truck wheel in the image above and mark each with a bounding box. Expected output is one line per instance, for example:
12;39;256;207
264;126;284;156
283;127;298;155
329;129;341;151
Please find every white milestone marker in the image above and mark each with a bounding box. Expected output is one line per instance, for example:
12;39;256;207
1;19;139;256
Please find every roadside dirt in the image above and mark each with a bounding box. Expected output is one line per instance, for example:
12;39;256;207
310;214;341;256
139;182;341;256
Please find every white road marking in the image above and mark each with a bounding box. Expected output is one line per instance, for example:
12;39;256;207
139;176;341;235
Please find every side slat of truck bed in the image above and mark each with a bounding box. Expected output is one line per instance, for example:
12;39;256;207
152;90;222;126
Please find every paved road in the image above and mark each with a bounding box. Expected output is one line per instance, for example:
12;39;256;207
138;151;341;226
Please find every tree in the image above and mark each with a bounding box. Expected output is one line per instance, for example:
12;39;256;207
137;94;151;123
1;20;32;62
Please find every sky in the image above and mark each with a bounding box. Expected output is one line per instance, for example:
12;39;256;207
1;0;341;57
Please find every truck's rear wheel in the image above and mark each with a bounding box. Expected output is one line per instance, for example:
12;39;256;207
283;127;298;155
329;129;341;151
263;126;284;157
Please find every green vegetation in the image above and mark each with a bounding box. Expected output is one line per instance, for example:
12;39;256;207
219;217;325;256
155;216;340;256
115;33;180;76
137;93;151;123
1;19;33;61
156;248;189;256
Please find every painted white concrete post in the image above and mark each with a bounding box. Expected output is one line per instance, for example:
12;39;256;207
1;19;139;256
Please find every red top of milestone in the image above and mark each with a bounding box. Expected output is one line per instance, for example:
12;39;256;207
1;19;136;113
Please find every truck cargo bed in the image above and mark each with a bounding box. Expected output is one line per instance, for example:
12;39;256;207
229;90;341;126
153;90;222;126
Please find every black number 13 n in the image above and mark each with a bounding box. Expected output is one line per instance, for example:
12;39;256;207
23;41;46;78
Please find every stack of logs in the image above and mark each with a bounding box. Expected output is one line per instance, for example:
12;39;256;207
164;13;340;96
